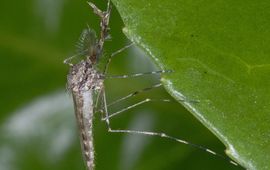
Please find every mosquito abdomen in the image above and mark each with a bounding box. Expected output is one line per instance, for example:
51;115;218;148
72;89;95;170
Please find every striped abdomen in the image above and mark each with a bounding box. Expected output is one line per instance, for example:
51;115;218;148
72;90;95;170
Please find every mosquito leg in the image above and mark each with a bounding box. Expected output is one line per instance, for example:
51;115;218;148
93;89;103;113
101;89;172;123
101;92;239;167
103;43;135;74
98;83;198;116
108;129;239;167
100;88;233;166
101;88;112;130
106;83;162;107
102;98;172;120
106;70;173;79
96;83;165;114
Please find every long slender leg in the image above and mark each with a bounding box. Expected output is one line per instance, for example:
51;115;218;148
101;91;239;167
106;70;173;79
107;83;162;107
98;83;197;117
102;89;112;130
108;129;239;166
102;96;197;118
101;90;170;126
103;43;135;74
93;89;103;113
102;98;171;120
96;83;167;114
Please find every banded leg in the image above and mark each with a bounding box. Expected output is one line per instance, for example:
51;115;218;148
101;91;239;167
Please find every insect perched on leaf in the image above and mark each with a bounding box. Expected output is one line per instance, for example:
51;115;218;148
64;1;112;169
64;1;241;170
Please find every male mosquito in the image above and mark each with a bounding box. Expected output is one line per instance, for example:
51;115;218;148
64;1;241;169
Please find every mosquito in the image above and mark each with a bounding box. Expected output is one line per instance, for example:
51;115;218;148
64;1;241;169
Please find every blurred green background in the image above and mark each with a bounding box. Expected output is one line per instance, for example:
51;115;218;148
0;0;243;170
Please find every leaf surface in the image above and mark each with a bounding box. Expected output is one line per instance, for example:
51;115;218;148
112;0;270;169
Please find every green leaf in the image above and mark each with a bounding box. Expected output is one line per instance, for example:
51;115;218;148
111;0;270;169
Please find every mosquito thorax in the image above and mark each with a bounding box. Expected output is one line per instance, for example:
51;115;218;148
67;60;104;93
